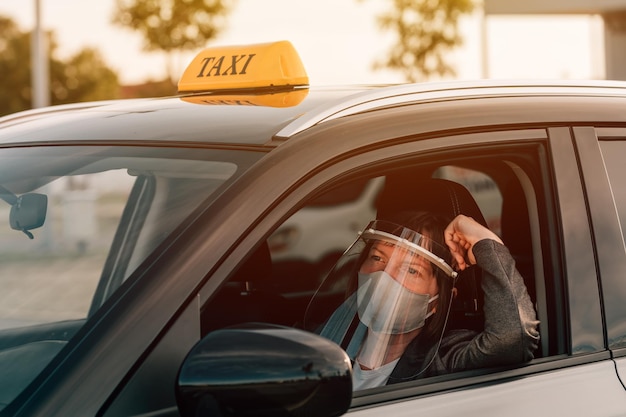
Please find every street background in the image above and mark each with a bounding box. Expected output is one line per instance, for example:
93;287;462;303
0;0;605;86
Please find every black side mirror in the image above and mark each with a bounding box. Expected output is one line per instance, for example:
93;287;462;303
176;323;352;417
9;193;48;239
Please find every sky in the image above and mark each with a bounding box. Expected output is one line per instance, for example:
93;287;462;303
0;0;606;86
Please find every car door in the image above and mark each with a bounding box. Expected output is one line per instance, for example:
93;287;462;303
575;127;626;386
344;126;623;416
189;106;624;416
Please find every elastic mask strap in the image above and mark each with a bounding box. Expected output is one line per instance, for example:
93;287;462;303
425;294;439;320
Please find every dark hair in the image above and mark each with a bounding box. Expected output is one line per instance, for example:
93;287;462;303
382;210;455;342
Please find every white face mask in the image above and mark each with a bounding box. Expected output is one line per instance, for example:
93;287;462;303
356;270;438;334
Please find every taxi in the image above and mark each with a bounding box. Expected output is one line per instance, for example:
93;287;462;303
1;41;626;416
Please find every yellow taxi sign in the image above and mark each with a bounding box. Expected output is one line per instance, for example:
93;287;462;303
178;41;309;93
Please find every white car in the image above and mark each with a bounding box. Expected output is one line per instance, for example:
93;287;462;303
267;177;384;290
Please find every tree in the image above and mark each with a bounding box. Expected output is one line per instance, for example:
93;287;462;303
370;0;475;82
0;15;120;117
0;16;33;116
112;0;235;81
50;48;120;105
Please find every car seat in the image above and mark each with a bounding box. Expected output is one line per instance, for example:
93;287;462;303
376;176;488;333
500;179;536;304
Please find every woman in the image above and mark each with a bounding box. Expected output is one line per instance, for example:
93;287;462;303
309;211;539;391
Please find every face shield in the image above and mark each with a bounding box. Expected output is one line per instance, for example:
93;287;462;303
304;220;458;383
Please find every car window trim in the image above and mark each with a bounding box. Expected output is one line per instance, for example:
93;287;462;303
547;127;605;354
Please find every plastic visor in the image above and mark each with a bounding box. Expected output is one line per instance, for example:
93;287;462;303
360;228;457;279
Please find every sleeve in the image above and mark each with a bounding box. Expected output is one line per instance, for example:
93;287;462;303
442;239;540;371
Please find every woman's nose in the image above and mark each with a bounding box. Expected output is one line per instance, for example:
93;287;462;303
384;262;403;282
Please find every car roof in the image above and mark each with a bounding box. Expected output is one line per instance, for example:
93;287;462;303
0;86;372;147
2;79;626;148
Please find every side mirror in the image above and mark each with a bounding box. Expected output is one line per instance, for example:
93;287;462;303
176;323;352;417
10;193;48;239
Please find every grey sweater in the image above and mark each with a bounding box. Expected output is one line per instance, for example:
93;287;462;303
388;239;540;383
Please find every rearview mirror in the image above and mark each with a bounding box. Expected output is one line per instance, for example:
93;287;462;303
176;323;352;417
10;193;48;239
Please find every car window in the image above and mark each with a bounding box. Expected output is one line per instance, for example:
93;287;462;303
598;140;626;242
268;177;385;293
203;142;564;378
0;169;133;329
304;177;372;207
0;145;258;412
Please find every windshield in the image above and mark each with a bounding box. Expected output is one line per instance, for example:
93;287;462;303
0;145;261;410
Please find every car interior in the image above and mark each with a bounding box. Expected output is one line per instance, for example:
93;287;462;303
201;150;558;369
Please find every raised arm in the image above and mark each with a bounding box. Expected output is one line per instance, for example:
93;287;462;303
442;215;540;369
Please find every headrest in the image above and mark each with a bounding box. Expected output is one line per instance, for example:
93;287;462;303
377;177;487;227
500;179;531;254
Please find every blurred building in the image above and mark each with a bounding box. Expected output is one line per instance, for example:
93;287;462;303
485;0;626;80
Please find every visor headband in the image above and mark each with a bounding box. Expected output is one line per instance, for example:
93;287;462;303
361;229;458;278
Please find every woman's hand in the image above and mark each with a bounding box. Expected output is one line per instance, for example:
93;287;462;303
444;214;502;270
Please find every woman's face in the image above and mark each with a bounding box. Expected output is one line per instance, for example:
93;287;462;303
359;240;439;297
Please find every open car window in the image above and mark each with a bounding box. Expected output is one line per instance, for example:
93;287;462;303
201;141;560;396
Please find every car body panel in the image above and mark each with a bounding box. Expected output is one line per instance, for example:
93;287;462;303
348;361;626;417
0;87;369;146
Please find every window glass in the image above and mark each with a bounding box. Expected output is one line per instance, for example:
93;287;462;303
434;166;503;236
305;178;372;207
0;145;257;411
0;170;133;328
598;140;626;241
268;177;385;293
